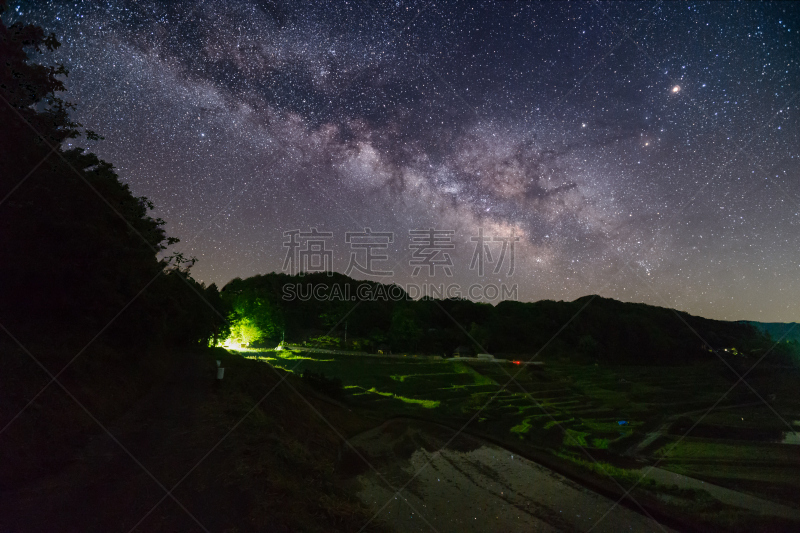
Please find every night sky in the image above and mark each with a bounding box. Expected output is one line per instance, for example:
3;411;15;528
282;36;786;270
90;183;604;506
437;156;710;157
7;1;799;322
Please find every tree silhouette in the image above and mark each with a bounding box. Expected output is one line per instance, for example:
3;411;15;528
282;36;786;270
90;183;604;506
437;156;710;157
0;2;225;348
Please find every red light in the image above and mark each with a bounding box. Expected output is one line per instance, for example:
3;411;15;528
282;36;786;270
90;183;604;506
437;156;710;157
513;360;521;365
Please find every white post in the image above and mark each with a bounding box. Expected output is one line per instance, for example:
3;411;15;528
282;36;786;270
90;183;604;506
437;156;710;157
217;367;225;380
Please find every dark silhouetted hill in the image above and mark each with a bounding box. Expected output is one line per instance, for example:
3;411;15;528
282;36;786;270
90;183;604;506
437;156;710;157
222;273;797;366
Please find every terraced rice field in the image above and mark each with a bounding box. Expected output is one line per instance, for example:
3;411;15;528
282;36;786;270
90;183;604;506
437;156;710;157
235;348;800;524
241;350;790;448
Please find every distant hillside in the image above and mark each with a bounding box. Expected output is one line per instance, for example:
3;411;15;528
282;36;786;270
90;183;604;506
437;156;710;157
746;322;800;343
221;272;798;366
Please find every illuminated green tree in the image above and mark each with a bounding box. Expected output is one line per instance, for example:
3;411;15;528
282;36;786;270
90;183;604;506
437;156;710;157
229;316;263;346
221;282;283;344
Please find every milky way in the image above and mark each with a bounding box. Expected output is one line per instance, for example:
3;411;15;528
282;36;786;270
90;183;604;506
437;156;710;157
7;0;800;321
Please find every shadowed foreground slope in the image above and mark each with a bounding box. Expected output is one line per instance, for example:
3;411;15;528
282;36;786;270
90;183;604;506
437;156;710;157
2;347;385;532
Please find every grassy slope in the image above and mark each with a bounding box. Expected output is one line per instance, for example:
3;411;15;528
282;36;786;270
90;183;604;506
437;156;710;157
2;343;386;532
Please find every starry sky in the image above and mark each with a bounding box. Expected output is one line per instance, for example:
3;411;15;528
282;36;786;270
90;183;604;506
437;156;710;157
6;1;800;322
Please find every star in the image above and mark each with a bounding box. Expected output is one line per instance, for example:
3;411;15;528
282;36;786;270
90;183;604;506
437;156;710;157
10;0;797;321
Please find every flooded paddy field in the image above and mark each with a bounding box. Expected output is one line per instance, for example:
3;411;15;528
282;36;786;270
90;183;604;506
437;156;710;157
347;419;677;533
